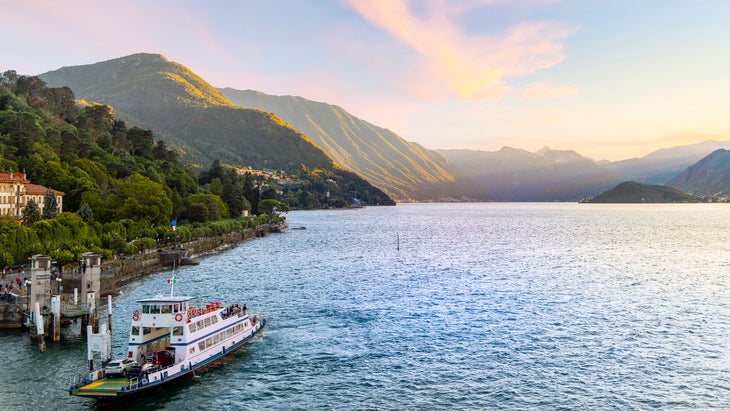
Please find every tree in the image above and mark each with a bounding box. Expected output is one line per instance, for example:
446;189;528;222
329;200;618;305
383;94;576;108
76;202;93;221
116;174;173;225
41;189;59;219
258;199;288;217
22;199;40;226
127;127;154;159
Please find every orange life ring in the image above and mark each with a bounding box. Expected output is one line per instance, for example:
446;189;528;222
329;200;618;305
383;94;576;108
132;310;139;321
175;313;183;322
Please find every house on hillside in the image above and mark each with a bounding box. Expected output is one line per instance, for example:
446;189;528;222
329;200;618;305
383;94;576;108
0;171;64;220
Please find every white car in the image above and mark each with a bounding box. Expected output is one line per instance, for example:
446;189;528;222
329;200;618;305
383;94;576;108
104;358;138;377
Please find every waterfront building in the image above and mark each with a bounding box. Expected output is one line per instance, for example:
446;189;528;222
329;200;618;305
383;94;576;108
0;171;64;220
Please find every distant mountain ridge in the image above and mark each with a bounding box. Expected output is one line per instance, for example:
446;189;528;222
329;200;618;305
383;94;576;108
666;149;730;197
36;52;729;203
439;140;730;201
40;53;487;202
219;88;489;202
438;147;617;201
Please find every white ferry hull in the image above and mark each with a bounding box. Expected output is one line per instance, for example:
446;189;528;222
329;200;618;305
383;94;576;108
69;295;266;399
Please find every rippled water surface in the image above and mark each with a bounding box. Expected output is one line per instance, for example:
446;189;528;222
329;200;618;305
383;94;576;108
2;203;729;410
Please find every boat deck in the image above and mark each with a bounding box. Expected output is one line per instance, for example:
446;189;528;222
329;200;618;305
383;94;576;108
72;377;135;397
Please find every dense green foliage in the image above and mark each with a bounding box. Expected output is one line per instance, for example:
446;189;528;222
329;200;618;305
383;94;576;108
0;71;283;266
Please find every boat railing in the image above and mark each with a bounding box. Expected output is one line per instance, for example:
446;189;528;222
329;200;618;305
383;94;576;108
128;376;139;390
186;302;246;321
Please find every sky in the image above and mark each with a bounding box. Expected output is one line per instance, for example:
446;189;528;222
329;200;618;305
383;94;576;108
1;0;728;161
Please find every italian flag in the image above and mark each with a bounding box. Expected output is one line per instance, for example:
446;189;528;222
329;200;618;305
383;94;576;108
167;276;177;285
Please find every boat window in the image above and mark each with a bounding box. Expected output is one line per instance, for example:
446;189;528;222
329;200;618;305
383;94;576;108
162;305;172;314
172;326;183;336
213;334;220;344
189;347;195;354
197;320;204;330
206;337;213;348
143;327;152;335
173;304;180;313
198;341;205;351
142;305;150;314
131;326;140;335
204;317;211;327
151;305;161;314
211;316;218;324
227;328;233;338
189;323;197;333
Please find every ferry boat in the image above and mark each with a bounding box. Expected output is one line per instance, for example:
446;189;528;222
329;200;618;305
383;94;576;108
68;295;265;398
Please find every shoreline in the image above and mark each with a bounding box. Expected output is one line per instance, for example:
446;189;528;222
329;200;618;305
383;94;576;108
0;223;285;329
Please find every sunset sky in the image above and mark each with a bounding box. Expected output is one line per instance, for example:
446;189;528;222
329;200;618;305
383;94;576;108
1;0;728;161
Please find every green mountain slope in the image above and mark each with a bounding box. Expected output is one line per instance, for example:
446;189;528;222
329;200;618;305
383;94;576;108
666;149;730;198
39;53;393;205
586;181;699;203
220;88;490;202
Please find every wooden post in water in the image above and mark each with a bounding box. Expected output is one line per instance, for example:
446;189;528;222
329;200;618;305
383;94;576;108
51;295;61;341
107;295;112;333
33;302;46;352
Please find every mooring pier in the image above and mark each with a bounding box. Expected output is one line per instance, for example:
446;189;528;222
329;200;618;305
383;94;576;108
1;252;106;351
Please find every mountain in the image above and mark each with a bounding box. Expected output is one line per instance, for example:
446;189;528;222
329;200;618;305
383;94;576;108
585;181;700;203
219;88;490;202
39;53;394;205
439;140;730;201
666;149;730;198
437;147;617;201
604;140;730;184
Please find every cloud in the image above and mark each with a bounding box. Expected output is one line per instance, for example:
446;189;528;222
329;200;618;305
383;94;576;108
521;81;579;99
345;0;573;100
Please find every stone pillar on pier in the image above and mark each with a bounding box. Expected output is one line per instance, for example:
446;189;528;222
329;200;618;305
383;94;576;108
30;254;52;319
80;252;101;309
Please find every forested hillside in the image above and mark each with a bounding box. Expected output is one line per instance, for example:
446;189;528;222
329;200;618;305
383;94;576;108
39;53;393;206
666;149;730;198
0;70;387;268
220;88;490;202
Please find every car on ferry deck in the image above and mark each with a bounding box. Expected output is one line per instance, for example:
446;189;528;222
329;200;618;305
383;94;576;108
104;358;138;377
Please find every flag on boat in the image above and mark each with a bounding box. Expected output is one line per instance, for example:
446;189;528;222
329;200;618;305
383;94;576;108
170;219;177;231
167;276;176;285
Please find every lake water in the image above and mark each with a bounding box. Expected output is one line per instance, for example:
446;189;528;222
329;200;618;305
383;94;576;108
1;203;729;410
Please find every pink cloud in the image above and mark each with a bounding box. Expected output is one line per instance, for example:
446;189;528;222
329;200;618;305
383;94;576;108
345;0;573;101
521;81;579;99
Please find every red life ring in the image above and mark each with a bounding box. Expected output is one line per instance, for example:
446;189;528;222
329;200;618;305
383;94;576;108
132;310;139;321
175;313;183;322
98;370;103;379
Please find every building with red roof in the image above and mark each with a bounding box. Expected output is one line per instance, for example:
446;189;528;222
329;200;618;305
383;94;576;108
0;171;64;220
